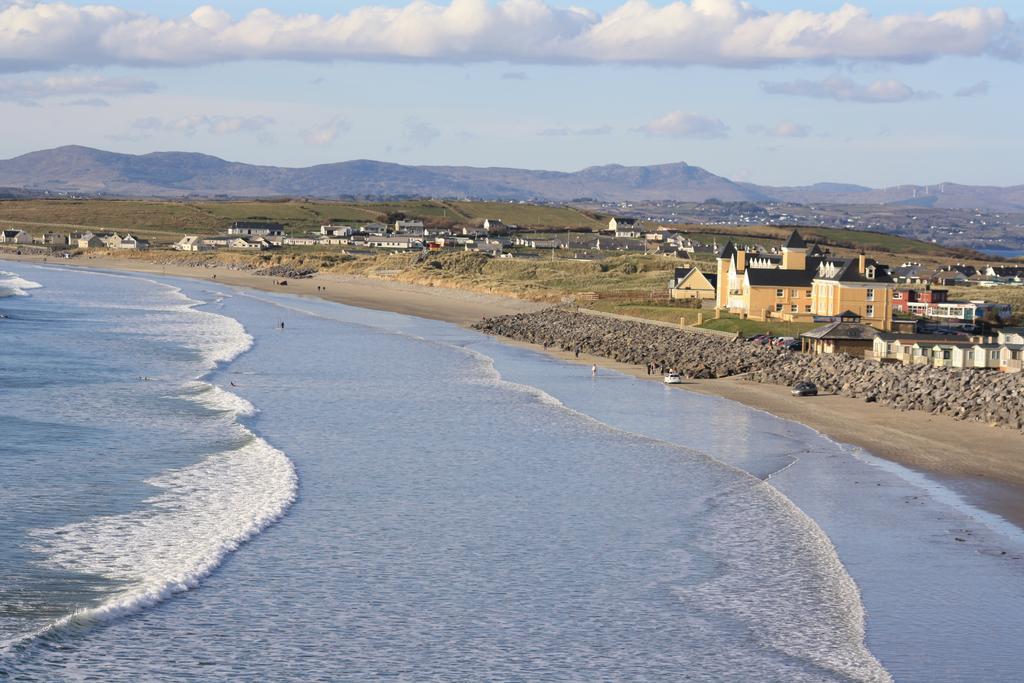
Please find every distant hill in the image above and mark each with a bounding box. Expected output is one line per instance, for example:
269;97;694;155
1;146;1022;211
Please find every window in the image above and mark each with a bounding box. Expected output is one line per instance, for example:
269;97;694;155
775;303;783;312
791;304;798;313
894;291;903;300
991;350;999;360
866;304;874;317
791;289;799;298
866;288;875;301
804;305;812;313
806;290;813;298
776;289;784;297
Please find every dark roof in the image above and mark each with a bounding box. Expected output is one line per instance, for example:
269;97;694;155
672;268;717;288
783;230;806;249
802;322;879;341
746;268;814;287
717;240;736;259
808;244;825;257
614;217;637;225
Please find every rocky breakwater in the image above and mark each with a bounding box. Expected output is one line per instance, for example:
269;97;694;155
473;308;1024;431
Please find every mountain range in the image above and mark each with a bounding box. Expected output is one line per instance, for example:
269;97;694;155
2;146;1022;212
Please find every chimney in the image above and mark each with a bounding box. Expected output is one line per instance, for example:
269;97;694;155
858;253;866;274
736;248;746;273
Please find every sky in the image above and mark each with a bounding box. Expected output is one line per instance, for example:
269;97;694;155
0;0;1021;187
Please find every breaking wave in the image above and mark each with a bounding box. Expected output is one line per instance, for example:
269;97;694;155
0;270;42;298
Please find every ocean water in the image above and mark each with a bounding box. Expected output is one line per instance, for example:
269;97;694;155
1;263;1023;681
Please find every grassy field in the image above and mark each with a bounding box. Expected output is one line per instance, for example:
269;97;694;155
0;198;608;241
676;225;969;259
699;313;819;337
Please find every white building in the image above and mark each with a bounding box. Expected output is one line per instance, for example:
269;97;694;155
0;229;33;244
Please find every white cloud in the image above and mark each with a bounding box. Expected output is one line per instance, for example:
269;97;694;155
638;111;728;139
748;121;811;138
761;77;939;103
402;118;440;148
0;1;1019;72
130;114;274;138
954;80;990;97
302;117;351;146
538;124;613;137
0;74;156;104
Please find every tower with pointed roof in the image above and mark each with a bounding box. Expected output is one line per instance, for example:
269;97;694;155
781;229;807;271
715;240;736;309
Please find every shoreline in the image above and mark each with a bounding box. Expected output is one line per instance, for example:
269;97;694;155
6;252;1024;530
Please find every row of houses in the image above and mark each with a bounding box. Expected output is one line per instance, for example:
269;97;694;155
796;312;1024;373
2;229;150;250
893;262;1024;287
868;328;1024;372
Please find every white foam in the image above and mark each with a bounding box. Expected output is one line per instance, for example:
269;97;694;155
184;381;257;417
0;270;43;298
21;425;296;639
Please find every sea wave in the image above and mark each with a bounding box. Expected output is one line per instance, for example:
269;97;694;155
0;270;43;298
10;424;296;653
459;344;890;682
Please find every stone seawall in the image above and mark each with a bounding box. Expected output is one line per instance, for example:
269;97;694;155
473;308;1024;431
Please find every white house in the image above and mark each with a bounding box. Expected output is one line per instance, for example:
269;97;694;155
173;236;212;252
1;229;33;244
906;299;1012;322
227;222;284;237
608;217;642;238
321;224;353;237
368;236;423;250
394;219;424;232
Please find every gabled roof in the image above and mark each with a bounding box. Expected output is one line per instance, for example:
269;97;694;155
717;240;736;260
782;230;806;249
808;244;825;257
802;322;879;341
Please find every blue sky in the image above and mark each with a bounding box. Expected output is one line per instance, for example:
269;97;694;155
0;1;1020;187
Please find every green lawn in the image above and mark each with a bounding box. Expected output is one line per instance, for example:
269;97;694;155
699;313;819;337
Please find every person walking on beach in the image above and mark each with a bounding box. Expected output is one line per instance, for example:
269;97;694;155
591;364;597;377
280;321;285;329
575;346;581;359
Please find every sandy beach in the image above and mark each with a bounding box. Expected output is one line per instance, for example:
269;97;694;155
7;251;1024;528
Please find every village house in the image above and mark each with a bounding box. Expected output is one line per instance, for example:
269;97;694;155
107;233;149;250
466;240;503;256
800;311;879;356
227;221;284;237
716;230;896;331
668;267;717;301
77;232;109;249
482;219;512;235
900;294;1011;323
394;219;424;232
608;217;643;239
39;232;70;247
1;229;33;244
173;235;213;252
321;223;353;237
203;236;271;250
367;236;423;250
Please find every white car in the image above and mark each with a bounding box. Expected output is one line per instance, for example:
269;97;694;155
663;372;683;385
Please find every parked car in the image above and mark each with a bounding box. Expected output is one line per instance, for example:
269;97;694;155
784;340;801;351
790;381;818;397
663;372;683;385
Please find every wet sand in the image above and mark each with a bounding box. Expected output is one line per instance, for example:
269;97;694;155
7;252;1024;529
